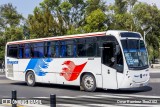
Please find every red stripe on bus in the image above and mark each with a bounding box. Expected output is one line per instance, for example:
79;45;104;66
7;33;105;45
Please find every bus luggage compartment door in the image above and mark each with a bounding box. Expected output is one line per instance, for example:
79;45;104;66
101;42;118;89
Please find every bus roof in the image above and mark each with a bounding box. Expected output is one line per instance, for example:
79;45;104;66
7;31;106;45
6;30;139;45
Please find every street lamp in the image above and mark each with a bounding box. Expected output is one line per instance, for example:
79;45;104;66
143;27;152;44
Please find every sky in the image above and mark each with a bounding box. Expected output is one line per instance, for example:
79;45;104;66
0;0;43;18
0;0;159;18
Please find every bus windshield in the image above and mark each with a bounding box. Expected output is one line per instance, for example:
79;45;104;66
121;39;148;69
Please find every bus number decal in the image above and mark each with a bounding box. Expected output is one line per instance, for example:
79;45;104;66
60;60;87;81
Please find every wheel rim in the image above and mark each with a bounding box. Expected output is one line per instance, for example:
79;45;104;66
84;76;94;90
28;74;34;84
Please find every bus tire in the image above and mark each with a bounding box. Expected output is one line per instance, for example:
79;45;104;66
81;74;96;92
26;71;36;86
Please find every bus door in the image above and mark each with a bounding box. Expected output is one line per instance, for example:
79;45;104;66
101;42;118;89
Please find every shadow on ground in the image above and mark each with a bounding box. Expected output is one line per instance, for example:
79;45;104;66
11;82;152;94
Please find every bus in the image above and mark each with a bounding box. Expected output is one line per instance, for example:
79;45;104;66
5;30;150;92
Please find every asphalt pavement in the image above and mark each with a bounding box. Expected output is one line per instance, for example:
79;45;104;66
0;68;159;107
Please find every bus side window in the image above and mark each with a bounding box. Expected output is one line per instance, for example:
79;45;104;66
45;41;56;57
73;43;77;57
86;43;96;56
55;42;59;57
66;45;73;57
77;44;86;57
24;44;31;58
7;45;18;58
96;42;101;57
31;42;44;58
31;44;37;58
77;38;86;57
45;42;51;57
36;42;44;58
60;41;66;57
19;44;24;58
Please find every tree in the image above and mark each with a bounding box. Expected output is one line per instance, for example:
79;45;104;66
109;13;135;31
133;2;160;60
114;0;128;14
127;0;137;12
107;0;136;31
39;0;86;35
85;0;106;15
28;6;56;38
0;3;23;60
83;9;108;32
0;3;22;28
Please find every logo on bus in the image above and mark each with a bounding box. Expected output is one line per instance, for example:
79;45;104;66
7;59;18;64
60;60;87;81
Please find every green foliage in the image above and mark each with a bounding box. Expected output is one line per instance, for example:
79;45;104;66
109;13;135;31
83;9;108;32
4;27;23;41
0;3;23;60
114;0;128;14
133;2;160;60
0;3;23;28
85;0;106;15
28;6;56;38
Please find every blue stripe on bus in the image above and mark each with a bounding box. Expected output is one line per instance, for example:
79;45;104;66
25;58;52;76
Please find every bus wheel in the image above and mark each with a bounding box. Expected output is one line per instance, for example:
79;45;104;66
82;74;96;92
26;71;36;86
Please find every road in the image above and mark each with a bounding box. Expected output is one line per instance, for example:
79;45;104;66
0;68;160;107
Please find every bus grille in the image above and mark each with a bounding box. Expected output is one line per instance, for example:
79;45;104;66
7;64;13;77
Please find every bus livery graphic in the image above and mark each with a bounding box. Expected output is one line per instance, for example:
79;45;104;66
60;60;87;81
25;58;52;76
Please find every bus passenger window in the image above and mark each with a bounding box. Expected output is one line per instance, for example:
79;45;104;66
77;44;86;57
45;42;56;57
73;43;77;57
38;47;44;57
60;41;66;57
31;42;44;58
19;48;24;58
55;42;59;57
45;42;51;57
19;44;24;58
66;45;73;57
7;45;18;58
24;44;30;58
86;43;96;56
96;43;101;57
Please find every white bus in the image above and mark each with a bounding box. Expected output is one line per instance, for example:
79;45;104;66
5;30;150;92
